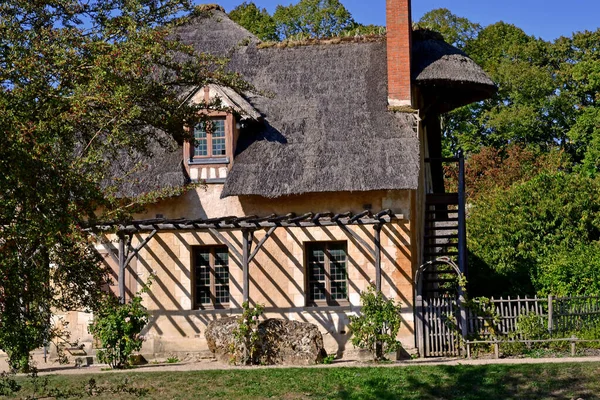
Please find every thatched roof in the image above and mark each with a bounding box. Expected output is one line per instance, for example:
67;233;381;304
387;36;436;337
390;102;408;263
174;6;259;57
412;29;497;112
116;9;494;199
171;7;420;199
105;131;189;198
221;43;419;198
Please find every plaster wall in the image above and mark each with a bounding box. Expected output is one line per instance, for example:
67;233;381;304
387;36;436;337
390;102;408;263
67;186;418;360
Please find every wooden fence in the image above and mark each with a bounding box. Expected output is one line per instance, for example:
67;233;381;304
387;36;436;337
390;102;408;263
467;295;600;338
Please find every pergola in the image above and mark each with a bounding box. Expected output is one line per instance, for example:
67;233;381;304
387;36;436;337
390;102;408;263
89;209;402;303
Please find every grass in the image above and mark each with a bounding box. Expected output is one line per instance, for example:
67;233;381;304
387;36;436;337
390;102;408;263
7;362;600;399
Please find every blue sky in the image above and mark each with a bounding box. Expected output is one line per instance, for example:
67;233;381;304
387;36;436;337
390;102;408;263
210;0;599;41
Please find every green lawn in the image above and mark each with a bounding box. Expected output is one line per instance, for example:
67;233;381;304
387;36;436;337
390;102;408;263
8;362;600;399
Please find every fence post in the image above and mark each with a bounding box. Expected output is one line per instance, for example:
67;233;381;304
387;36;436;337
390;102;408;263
416;295;425;357
458;288;468;355
494;341;499;359
547;294;553;335
571;335;577;357
466;341;471;359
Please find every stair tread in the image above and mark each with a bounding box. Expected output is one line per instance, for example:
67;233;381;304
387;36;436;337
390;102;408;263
424;243;458;248
424;234;459;239
425;227;459;232
424;251;459;256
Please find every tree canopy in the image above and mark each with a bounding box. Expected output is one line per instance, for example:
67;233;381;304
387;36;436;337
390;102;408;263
228;2;278;41
415;9;600;297
0;0;243;371
468;172;600;296
229;0;383;41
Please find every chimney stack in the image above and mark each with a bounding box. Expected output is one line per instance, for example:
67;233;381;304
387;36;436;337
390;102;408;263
386;0;413;108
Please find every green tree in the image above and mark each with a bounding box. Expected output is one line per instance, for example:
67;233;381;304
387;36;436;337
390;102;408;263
273;0;356;40
228;2;278;41
534;242;600;297
468;172;600;296
229;0;382;41
553;30;600;174
460;22;560;152
0;0;244;371
417;8;481;49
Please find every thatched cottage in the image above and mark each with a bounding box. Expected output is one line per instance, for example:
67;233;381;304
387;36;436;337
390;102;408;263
65;0;495;359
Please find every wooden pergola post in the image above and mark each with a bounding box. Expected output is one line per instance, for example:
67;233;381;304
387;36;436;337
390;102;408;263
242;229;253;303
118;233;126;303
374;223;383;291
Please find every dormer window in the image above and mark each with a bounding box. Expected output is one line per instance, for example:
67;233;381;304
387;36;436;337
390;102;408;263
184;84;261;183
193;119;227;158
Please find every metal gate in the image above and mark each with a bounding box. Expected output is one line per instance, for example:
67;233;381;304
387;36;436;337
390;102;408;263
415;258;466;357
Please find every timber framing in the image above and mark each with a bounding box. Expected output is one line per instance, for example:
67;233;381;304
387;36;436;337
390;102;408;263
89;209;403;304
88;209;399;233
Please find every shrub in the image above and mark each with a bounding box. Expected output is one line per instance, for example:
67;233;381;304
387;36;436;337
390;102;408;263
231;302;264;365
468;171;600;296
88;294;149;369
349;286;403;360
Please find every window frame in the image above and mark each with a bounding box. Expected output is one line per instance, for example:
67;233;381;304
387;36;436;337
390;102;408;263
191;118;228;159
192;246;230;310
305;241;349;307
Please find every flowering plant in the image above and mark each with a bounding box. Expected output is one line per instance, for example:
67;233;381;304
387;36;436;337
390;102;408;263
88;293;149;369
231;302;264;365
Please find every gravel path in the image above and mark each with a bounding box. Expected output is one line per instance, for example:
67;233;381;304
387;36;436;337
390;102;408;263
4;354;600;376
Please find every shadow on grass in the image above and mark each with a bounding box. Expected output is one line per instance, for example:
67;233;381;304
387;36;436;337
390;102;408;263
332;364;598;400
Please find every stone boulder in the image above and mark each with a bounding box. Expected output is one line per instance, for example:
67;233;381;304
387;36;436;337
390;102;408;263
204;317;238;363
257;319;326;365
205;317;326;365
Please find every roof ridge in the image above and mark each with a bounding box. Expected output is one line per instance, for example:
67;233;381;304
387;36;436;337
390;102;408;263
257;35;386;49
191;4;226;15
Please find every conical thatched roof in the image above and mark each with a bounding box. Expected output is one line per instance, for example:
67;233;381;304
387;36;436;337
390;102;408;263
412;29;497;112
175;5;259;56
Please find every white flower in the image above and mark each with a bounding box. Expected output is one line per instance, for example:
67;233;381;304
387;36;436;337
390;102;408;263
124;317;131;323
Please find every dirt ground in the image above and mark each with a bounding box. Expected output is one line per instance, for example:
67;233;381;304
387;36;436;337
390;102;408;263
4;350;600;376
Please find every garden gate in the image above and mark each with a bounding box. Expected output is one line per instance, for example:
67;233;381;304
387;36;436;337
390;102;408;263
415;257;467;357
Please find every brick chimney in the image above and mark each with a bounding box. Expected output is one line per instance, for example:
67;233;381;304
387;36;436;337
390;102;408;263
386;0;413;108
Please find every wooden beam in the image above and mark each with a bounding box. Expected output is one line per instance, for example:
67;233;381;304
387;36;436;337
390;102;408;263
91;215;397;234
242;229;253;303
124;230;158;267
207;228;242;262
248;226;277;264
374;223;382;291
350;210;371;223
118;234;126;303
458;151;467;276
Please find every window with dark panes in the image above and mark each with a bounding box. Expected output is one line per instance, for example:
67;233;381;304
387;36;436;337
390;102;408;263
306;242;348;305
193;123;208;157
192;119;226;158
193;246;229;309
211;120;226;156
